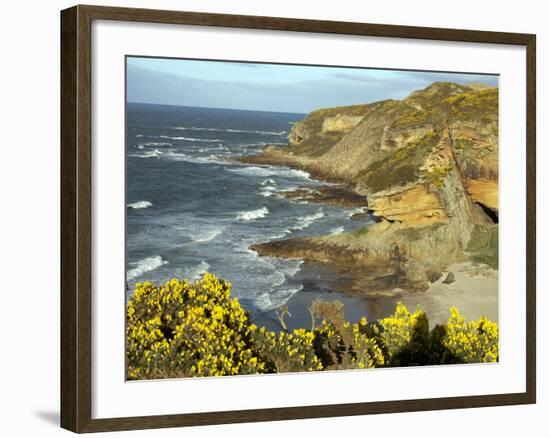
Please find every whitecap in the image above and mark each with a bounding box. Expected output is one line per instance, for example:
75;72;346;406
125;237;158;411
276;185;298;193
227;166;310;180
127;200;153;209
290;209;325;231
261;178;276;186
194;228;223;243
172;126;287;136
329;226;345;235
162;151;227;165
257;184;278;198
279;259;304;278
254;284;304;311
153;135;221;143
236;207;269;221
129;149;163;159
138;141;173;147
349;207;366;217
257;190;274;198
127;255;168;281
186;261;210;280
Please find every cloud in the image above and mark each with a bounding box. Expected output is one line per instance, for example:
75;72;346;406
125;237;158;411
127;63;498;113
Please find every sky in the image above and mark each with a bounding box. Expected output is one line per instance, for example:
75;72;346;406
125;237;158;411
127;57;498;114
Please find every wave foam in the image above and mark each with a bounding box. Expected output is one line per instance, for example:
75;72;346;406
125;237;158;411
154;135;221;143
138;141;172;147
254;284;304;311
329;226;344;235
187;261;210;280
257;190;274;198
172;126;287;136
127;200;153;209
164;151;227;165
237;207;269;221
127;255;168;281
194;229;223;243
349;207;366;217
257;184;277;198
228;166;310;180
291;209;325;231
129;149;163;159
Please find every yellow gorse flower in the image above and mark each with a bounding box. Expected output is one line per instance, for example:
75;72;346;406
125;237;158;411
126;274;498;380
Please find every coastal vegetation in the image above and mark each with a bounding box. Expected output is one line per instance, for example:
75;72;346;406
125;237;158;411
125;81;500;379
127;274;498;380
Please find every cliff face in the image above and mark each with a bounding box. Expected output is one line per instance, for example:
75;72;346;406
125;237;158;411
285;82;498;223
247;82;499;290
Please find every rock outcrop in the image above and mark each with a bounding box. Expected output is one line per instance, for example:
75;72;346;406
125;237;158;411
243;82;499;292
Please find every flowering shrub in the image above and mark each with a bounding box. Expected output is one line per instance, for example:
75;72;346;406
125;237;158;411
126;274;498;380
375;303;426;360
444;307;499;363
252;327;323;373
127;274;264;379
309;300;385;370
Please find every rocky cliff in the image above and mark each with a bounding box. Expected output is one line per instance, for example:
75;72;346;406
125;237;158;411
244;82;499;292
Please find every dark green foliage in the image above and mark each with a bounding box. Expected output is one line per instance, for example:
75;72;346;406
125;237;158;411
387;315;462;367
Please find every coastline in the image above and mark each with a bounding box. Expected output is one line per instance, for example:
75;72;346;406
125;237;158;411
238;144;499;325
235;81;499;325
252;261;498;331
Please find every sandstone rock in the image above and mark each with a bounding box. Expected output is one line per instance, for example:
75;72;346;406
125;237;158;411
321;114;364;133
465;178;498;214
367;184;447;226
243;82;499;287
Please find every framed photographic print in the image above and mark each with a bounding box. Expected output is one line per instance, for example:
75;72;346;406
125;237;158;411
60;4;536;433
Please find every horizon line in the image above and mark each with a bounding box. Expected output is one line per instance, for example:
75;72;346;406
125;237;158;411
126;101;307;115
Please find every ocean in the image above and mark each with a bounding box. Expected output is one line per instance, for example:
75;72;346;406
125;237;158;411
126;103;383;327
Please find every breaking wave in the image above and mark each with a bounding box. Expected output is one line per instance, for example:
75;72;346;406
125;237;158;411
129;149;163;158
127;255;168;281
237;207;269;221
172;126;287;136
153;135;221;143
185;261;211;280
228;166;310;180
291;209;325;231
127;200;153;209
193;228;223;243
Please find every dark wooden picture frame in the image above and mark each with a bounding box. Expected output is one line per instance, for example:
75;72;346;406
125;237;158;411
60;4;536;433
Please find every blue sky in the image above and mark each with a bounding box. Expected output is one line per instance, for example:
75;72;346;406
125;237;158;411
127;57;498;114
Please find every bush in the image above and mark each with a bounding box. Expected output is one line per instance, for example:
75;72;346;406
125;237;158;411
126;273;498;380
309;300;385;370
127;274;264;379
251;327;323;373
444;307;499;363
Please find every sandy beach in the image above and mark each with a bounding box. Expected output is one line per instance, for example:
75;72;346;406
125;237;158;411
399;262;498;326
254;261;497;331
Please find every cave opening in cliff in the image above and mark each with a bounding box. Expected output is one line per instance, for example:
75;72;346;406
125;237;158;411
476;202;499;224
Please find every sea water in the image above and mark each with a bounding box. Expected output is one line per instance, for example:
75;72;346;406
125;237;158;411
126;103;376;322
